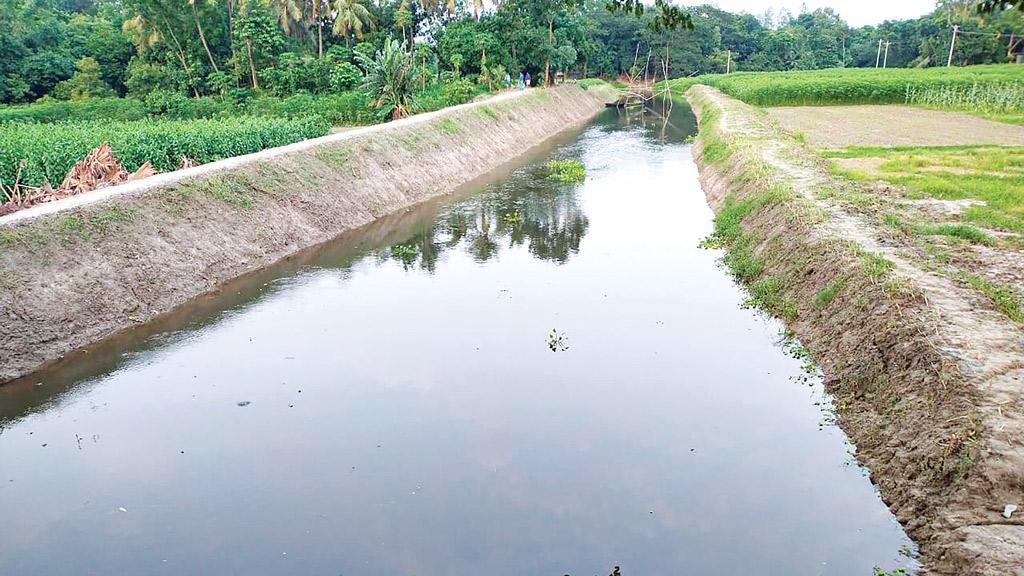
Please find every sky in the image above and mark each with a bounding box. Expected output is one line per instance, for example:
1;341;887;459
702;0;937;27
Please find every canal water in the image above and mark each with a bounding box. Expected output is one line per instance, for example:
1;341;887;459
0;102;916;575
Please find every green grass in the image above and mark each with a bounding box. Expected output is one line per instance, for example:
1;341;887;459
963;272;1024;323
860;251;895;283
668;64;1024;108
747;275;798;321
545;159;585;183
812;275;849;311
826;145;1024;234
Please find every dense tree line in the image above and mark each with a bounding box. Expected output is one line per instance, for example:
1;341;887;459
2;0;1024;106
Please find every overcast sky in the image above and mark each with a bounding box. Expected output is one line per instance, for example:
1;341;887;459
696;0;937;27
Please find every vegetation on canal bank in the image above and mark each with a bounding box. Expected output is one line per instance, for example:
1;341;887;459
668;64;1024;123
686;85;1024;576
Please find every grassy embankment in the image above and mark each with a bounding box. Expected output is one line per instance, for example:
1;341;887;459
687;84;987;574
672;65;1024;327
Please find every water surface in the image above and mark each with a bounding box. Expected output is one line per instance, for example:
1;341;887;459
0;103;916;575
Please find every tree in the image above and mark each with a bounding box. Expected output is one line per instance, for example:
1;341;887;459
357;38;420;119
53;56;116;99
333;0;375;47
189;0;220;72
233;0;285;89
269;0;305;38
530;0;580;85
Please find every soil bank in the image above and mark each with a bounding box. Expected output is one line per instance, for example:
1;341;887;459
0;85;615;384
686;85;1024;576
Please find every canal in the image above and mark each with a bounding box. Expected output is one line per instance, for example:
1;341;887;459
0;101;915;575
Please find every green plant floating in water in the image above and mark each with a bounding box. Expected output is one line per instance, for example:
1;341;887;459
546;159;585;183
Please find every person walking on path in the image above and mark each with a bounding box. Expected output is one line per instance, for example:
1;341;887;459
525;72;531;88
518;71;525;90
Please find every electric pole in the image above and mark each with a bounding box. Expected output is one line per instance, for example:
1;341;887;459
947;25;959;67
875;38;883;68
841;35;847;66
883;40;890;68
726;50;732;74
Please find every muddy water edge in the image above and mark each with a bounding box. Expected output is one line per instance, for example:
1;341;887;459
0;102;916;575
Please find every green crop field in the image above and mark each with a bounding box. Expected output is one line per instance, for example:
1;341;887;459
0;116;330;189
668;64;1024;114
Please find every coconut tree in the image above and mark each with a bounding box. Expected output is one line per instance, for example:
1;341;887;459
332;0;374;47
122;14;161;55
269;0;305;38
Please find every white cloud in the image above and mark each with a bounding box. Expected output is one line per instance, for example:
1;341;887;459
693;0;936;27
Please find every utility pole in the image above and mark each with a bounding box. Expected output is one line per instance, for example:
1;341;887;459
726;50;732;74
947;25;959;67
841;35;847;66
875;38;883;68
883;40;890;68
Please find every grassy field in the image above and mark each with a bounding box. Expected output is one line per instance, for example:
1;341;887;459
669;64;1024;122
826;145;1024;235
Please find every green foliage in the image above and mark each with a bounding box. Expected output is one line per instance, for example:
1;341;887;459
0;116;329;187
357;39;420;120
52;57;116;101
125;61;187;99
669;65;1024;107
825;145;1024;234
963;272;1024;323
546;159;585;182
330;62;364;92
442;78;476;106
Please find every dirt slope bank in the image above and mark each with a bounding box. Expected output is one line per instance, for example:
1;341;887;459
686;85;1023;576
0;85;614;383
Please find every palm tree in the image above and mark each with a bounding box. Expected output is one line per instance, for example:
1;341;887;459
332;0;374;47
311;0;327;57
269;0;305;38
122;14;161;55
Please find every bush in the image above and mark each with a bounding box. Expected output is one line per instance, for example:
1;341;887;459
0;116;330;187
442;78;475;106
125;60;186;99
331;62;364;92
52;57;116;101
0;97;147;123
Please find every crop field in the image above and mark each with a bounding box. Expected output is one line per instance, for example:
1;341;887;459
669;64;1024;121
0;116;329;189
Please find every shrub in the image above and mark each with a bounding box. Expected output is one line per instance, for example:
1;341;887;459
442;78;475;106
52;57;116;101
125;60;186;99
331;62;364;92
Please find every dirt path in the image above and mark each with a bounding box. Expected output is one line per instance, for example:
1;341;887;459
768;105;1024;148
689;86;1024;576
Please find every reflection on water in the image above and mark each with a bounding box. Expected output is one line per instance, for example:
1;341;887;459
0;102;916;576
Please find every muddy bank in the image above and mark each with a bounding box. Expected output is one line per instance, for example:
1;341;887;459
0;85;614;383
686;85;1024;576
